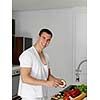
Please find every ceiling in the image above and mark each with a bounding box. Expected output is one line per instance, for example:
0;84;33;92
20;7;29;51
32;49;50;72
12;0;87;11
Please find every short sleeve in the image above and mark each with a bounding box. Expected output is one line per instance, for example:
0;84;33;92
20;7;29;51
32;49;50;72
19;51;32;68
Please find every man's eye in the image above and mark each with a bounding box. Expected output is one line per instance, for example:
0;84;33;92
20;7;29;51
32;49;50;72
47;40;50;42
43;37;45;39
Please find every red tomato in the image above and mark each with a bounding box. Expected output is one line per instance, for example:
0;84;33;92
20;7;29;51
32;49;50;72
63;96;70;100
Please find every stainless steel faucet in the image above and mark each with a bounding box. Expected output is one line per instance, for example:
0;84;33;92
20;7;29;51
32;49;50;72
75;59;87;82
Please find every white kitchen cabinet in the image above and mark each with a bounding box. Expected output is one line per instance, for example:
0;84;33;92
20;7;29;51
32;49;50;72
72;8;87;84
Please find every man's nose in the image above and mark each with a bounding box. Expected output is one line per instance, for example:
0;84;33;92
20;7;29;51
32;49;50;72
44;40;47;44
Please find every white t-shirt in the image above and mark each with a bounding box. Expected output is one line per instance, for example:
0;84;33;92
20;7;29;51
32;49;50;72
18;46;50;98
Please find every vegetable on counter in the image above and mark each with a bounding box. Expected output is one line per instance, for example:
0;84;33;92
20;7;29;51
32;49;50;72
51;84;87;100
70;88;81;98
64;88;81;98
51;92;64;100
74;84;87;93
63;96;70;100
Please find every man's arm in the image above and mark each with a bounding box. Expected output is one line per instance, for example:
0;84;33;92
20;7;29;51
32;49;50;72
47;68;57;80
20;67;47;86
20;67;61;88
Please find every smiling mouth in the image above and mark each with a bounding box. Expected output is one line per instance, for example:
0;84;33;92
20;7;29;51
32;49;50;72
42;43;47;47
40;44;46;49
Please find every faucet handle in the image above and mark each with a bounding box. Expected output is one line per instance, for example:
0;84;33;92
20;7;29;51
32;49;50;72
75;72;80;82
76;77;80;82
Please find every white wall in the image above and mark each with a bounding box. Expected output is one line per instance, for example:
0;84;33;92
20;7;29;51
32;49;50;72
12;7;87;97
72;9;87;84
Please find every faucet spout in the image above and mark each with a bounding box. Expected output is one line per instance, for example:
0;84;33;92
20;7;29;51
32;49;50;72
77;59;87;70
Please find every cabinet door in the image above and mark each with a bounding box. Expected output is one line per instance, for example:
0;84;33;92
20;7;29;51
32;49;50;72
12;37;23;65
25;37;32;50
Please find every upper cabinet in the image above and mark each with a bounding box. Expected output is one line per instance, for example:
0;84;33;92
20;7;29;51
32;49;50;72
12;37;32;65
12;19;33;65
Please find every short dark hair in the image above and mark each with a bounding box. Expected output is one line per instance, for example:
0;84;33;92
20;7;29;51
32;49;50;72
39;28;53;38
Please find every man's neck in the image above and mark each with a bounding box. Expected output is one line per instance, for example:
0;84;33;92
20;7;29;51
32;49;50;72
34;43;43;54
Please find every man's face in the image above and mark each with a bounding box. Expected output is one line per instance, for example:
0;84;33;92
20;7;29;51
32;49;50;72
38;32;52;49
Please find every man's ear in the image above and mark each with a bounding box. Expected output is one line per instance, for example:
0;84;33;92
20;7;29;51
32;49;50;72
38;35;41;38
37;35;41;40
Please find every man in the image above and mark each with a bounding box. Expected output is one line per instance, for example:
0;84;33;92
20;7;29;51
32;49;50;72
18;28;65;100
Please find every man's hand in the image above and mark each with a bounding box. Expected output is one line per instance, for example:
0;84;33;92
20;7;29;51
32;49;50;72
47;68;66;88
46;80;61;88
46;78;63;88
